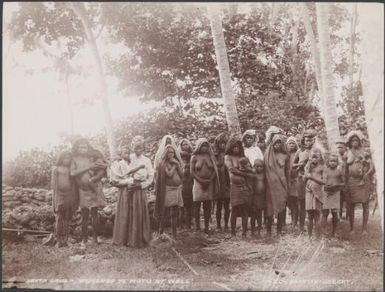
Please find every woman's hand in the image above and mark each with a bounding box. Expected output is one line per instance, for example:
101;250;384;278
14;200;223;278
171;158;180;166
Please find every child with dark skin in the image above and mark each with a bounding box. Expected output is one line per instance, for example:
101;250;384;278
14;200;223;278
88;149;108;192
238;156;255;191
293;132;316;232
51;151;77;247
322;154;345;237
336;140;348;219
304;149;324;239
250;159;266;238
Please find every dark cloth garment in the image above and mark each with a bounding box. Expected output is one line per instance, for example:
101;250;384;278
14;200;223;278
112;186;132;245
264;135;289;217
127;188;151;248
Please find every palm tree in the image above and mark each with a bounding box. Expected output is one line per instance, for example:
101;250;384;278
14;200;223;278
315;3;341;151
358;3;384;231
207;4;242;137
301;3;323;100
69;2;116;160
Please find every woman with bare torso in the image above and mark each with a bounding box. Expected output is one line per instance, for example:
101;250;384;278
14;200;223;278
190;138;219;234
70;138;107;247
224;136;254;238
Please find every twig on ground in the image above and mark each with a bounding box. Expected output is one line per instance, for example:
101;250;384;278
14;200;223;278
212;281;234;291
171;247;199;276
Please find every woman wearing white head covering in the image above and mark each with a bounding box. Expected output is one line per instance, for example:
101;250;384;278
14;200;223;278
121;135;154;248
242;129;264;165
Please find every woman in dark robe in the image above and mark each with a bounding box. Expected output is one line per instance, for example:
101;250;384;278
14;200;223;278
178;138;194;229
110;145;146;246
70;138;107;247
213;133;231;231
264;134;290;237
224;136;254;238
345;131;374;235
190;138;219;234
127;136;154;248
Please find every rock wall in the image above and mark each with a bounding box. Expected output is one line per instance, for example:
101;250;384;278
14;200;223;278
2;185;156;238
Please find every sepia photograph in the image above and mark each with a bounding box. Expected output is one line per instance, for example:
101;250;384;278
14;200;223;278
2;2;384;291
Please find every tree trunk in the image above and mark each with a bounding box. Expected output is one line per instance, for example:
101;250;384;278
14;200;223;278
207;5;242;137
301;4;323;107
315;3;341;151
358;3;384;231
69;2;116;160
348;4;358;91
290;16;301;100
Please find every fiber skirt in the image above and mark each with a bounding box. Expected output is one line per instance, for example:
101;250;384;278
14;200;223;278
165;185;184;208
305;181;324;211
230;183;252;208
193;179;214;202
323;190;340;210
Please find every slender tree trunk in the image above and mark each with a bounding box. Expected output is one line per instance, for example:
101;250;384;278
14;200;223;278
358;3;384;231
207;5;241;137
348;4;358;91
315;3;341;151
70;2;116;160
290;17;301;100
301;4;323;105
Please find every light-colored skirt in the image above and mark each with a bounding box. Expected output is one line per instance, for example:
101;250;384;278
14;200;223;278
305;181;324;211
165;185;184;208
323;190;340;211
193;179;214;202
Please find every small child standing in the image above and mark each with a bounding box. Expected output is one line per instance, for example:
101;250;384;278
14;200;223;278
88;149;108;193
304;148;325;239
250;159;266;238
238;157;255;192
51;151;78;247
322;153;345;237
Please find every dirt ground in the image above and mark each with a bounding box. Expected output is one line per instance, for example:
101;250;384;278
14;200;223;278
2;203;383;291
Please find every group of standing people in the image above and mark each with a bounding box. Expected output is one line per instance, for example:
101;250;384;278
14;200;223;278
51;127;375;249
